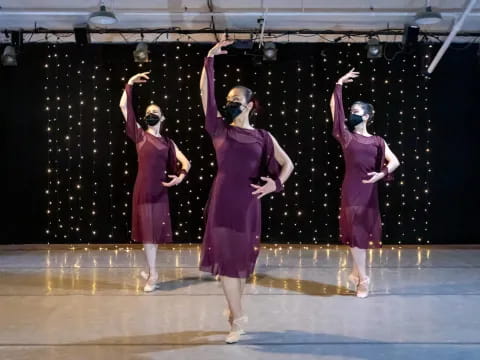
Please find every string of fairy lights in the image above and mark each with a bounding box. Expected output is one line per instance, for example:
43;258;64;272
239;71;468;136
423;46;432;243
75;55;84;241
42;42;432;245
120;63;132;238
44;45;52;238
105;63;115;241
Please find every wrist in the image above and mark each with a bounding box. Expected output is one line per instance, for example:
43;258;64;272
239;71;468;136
381;167;389;178
274;178;284;193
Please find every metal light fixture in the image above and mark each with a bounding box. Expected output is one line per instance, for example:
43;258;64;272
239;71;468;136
1;46;17;66
263;42;277;61
89;2;118;25
133;42;150;63
366;37;382;59
415;1;443;25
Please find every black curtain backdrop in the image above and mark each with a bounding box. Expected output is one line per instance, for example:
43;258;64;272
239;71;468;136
1;42;478;245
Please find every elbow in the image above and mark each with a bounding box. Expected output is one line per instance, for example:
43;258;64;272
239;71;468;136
389;158;400;172
285;158;294;175
393;159;401;171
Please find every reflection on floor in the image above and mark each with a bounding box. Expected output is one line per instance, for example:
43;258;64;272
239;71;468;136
1;244;479;359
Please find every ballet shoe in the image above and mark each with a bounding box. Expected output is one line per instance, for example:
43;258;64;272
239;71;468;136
143;274;158;293
223;309;246;334
348;273;360;289
140;270;149;280
356;277;370;298
225;316;248;344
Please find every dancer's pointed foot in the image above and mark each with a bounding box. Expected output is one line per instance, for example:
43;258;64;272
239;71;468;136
356;277;370;298
143;272;158;293
225;316;248;344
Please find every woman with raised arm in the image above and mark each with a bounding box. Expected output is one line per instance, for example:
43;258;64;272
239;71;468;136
330;68;400;298
199;40;294;343
119;72;191;292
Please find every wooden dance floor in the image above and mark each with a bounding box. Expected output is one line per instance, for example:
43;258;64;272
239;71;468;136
1;244;479;359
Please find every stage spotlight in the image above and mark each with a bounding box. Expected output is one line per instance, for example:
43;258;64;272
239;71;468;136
403;24;420;50
366;37;382;59
263;42;277;61
11;30;23;49
74;25;91;46
1;45;17;66
133;42;150;63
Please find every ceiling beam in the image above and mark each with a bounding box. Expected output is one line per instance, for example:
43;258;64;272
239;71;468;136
1;9;480;17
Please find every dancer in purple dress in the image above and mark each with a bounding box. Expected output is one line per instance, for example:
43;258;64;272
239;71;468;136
330;68;400;298
119;72;191;292
199;40;294;343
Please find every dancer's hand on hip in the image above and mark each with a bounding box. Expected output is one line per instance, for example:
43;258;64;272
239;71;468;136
362;172;385;184
251;177;276;199
127;71;151;85
162;175;183;187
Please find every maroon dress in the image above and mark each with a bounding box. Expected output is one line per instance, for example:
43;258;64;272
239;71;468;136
332;84;392;249
199;57;281;278
125;84;178;244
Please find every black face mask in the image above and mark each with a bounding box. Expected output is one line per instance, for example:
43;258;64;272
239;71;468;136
222;101;245;122
145;113;161;126
346;113;364;130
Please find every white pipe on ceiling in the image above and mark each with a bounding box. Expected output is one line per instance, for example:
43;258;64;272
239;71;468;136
426;0;478;74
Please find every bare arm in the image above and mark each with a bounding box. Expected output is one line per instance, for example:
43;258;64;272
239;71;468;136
384;141;400;174
363;140;400;184
270;133;294;186
175;142;191;174
162;142;191;187
250;133;294;199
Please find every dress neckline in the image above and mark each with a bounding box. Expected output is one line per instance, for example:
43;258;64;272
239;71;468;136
230;125;257;132
353;132;374;138
146;132;162;139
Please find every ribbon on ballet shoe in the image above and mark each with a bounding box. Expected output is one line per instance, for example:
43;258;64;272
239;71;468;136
140;270;149;280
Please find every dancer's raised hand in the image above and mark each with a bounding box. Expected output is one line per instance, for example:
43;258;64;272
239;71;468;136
127;71;151;85
207;39;234;57
337;68;360;85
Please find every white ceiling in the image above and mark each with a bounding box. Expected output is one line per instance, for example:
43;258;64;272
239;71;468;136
1;0;479;42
